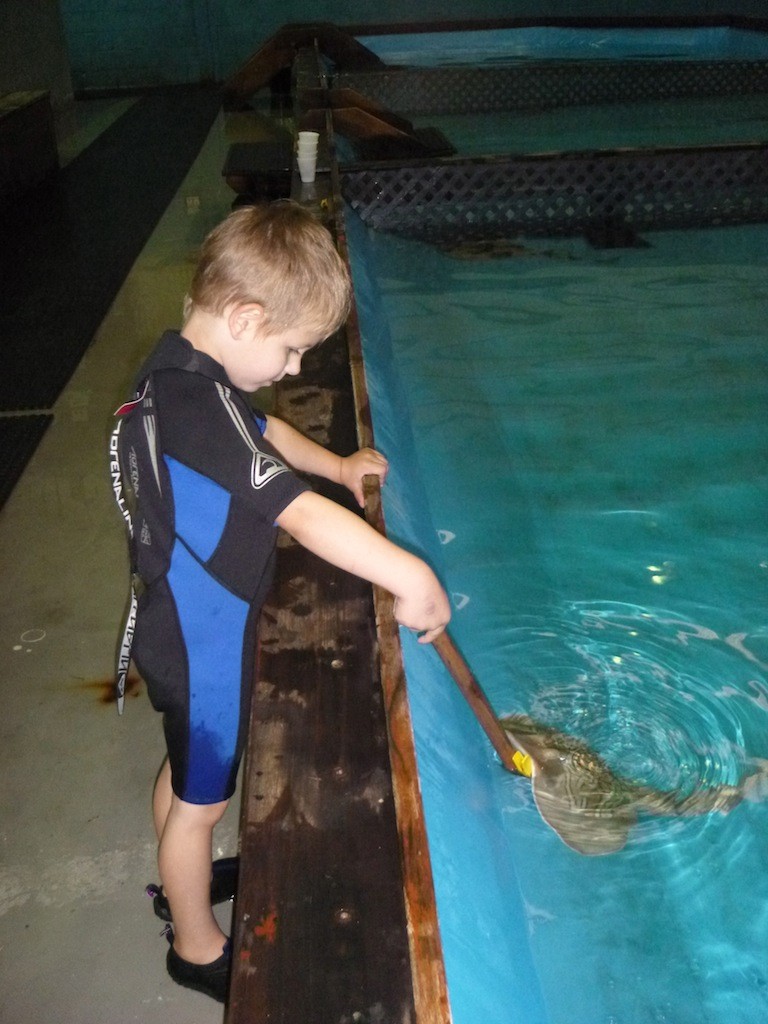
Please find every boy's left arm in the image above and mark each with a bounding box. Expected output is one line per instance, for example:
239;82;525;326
264;414;388;508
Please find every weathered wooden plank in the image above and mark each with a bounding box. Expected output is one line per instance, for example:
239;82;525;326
228;96;450;1021
227;326;419;1024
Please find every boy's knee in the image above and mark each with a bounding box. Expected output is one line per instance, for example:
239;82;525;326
173;796;229;829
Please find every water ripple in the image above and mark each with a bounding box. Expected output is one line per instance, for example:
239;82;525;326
495;600;768;853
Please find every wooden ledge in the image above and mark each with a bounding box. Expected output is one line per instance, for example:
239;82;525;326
226;85;450;1020
226;329;443;1022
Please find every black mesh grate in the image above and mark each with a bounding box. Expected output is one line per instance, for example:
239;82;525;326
340;144;768;243
335;60;768;115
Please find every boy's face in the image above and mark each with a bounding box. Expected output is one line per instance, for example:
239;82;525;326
228;321;322;392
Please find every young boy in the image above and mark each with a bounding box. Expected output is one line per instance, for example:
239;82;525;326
111;201;450;1002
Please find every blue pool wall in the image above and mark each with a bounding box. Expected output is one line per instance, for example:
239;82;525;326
345;207;548;1024
53;5;768;91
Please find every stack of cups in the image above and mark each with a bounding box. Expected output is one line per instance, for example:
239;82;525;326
296;131;319;183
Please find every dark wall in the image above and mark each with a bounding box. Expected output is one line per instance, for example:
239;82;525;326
0;0;73;115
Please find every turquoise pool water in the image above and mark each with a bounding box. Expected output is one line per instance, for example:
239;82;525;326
358;25;768;65
346;208;768;1023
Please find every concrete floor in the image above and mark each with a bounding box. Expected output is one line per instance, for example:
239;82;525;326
0;100;283;1023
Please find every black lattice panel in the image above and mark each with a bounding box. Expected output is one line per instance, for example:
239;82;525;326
335;61;768;114
340;145;768;242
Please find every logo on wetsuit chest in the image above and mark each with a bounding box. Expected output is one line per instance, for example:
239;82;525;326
251;452;290;489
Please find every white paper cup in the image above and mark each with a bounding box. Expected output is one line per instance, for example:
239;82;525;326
297;153;317;183
297;142;318;155
298;131;319;146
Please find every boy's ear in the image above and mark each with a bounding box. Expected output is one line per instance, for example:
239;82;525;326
228;302;265;339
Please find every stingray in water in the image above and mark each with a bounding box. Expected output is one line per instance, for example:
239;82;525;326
500;714;768;856
438;237;574;261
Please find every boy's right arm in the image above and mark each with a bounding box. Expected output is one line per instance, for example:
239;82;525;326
276;491;451;643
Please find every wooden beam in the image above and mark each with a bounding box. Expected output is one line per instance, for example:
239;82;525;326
223;22;385;107
227;93;451;1023
226;315;424;1024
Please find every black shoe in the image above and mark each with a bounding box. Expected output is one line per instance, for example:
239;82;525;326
149;857;240;922
166;939;231;1003
209;856;240;905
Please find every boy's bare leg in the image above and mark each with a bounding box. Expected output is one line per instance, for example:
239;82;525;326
154;763;229;964
152;758;173;840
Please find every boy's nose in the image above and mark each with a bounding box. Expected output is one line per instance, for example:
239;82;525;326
286;353;302;375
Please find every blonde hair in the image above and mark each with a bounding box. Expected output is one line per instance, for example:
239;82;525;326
188;201;351;337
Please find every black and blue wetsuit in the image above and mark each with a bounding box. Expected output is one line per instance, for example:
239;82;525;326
115;331;308;804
